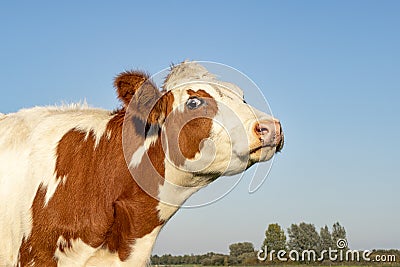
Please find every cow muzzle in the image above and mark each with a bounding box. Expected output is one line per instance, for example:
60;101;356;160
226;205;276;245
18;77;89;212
252;119;284;153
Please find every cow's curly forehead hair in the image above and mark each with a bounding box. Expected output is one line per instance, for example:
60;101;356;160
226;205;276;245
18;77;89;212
162;61;244;98
163;61;217;91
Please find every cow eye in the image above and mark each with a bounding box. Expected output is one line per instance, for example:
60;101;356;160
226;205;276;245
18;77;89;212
186;97;204;110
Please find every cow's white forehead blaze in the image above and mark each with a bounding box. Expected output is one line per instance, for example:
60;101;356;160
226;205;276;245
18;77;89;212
0;61;283;266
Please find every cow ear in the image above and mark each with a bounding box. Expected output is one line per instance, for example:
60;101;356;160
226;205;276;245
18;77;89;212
132;81;174;125
114;71;149;107
147;91;174;124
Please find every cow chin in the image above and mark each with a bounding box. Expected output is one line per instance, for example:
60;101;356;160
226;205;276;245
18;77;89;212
248;146;276;166
215;147;275;177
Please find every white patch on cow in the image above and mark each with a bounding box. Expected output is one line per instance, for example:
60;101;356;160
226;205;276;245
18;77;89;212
128;124;159;169
107;129;112;139
124;226;162;267
86;227;161;267
54;236;98;267
129;145;147;169
0;104;113;265
44;175;67;206
157;184;199;221
170;88;189;113
0;149;30;266
85;248;120;267
157;160;202;221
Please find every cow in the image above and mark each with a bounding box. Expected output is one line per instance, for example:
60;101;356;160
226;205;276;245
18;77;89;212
0;61;283;266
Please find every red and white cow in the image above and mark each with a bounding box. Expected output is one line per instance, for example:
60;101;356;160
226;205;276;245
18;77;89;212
0;62;283;266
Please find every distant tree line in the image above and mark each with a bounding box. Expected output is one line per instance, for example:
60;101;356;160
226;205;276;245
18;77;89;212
151;221;399;266
151;242;258;266
261;222;347;263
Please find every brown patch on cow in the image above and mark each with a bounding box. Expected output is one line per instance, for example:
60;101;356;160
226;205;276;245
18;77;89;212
19;111;166;264
114;71;154;107
186;89;213;99
122;91;175;201
147;91;175;124
165;89;218;167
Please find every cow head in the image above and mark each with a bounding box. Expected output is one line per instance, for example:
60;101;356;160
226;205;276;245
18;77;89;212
115;62;283;199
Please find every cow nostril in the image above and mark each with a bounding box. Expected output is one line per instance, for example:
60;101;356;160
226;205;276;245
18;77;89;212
255;122;271;136
256;126;269;134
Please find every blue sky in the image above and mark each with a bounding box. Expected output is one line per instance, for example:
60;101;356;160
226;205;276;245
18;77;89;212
1;1;399;255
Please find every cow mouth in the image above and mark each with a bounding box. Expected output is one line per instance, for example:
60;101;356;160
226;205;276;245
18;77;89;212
250;132;284;154
250;145;282;154
249;142;282;155
249;145;268;154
